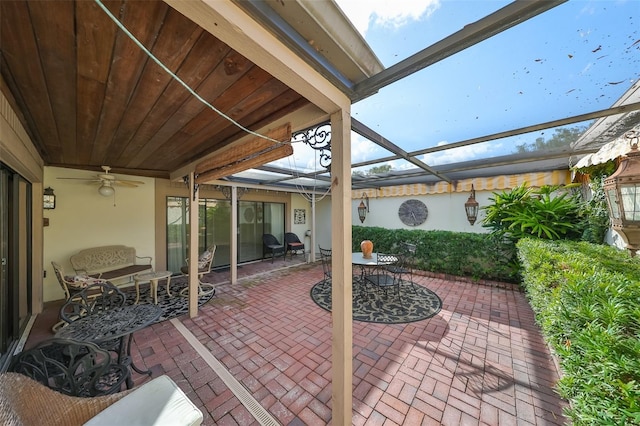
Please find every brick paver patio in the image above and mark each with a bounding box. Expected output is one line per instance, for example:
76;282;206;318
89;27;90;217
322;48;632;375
31;260;568;425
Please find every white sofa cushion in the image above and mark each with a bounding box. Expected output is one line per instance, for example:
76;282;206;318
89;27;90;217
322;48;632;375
84;375;203;426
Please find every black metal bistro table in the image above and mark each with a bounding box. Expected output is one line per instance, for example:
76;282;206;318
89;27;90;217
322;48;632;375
55;304;162;388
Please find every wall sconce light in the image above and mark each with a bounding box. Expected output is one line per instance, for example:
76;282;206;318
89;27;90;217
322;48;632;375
43;187;56;209
603;130;640;257
357;193;369;223
465;184;479;226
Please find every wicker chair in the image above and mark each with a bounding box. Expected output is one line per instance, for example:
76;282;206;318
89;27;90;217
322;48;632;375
284;232;305;259
262;234;285;263
0;372;129;426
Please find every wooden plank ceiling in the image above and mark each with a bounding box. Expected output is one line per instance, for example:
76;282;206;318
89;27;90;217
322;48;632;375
0;0;310;179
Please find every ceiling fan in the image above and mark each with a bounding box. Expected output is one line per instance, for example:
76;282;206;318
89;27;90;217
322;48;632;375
57;166;144;197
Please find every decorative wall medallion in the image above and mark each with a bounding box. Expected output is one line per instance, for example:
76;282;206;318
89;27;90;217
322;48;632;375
398;199;428;226
243;207;255;222
294;208;306;224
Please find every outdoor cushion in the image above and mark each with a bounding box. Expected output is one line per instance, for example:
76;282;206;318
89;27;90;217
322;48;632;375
84;375;203;426
197;250;213;269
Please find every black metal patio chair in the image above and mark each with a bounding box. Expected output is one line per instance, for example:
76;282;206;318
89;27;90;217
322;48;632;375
363;253;403;304
59;281;126;354
9;338;128;397
319;246;332;284
386;242;418;294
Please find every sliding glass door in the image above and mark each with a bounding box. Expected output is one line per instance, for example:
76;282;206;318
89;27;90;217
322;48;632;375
0;164;31;362
167;197;284;272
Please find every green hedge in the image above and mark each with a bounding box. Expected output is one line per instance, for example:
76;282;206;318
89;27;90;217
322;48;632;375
352;226;519;283
517;239;640;425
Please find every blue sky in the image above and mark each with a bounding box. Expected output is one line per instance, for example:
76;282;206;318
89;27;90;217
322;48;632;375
276;0;639;175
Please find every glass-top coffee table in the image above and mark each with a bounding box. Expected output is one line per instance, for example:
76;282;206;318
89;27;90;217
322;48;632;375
134;270;172;304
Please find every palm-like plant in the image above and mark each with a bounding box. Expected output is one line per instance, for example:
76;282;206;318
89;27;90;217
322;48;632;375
482;183;583;241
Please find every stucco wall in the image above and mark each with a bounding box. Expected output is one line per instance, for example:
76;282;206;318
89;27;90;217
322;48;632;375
290;194;312;248
43;167;156;302
353;191;492;233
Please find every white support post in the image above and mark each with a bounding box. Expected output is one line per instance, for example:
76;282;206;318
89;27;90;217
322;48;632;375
188;171;199;317
230;186;238;284
330;108;352;425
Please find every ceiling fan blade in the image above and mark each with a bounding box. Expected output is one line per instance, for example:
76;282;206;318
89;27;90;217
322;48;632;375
117;179;145;185
57;177;101;182
113;181;139;187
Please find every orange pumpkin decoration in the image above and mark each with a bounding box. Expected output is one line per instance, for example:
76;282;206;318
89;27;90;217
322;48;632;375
361;240;374;259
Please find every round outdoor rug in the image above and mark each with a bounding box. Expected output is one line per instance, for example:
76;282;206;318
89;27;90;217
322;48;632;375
310;279;442;324
122;275;214;324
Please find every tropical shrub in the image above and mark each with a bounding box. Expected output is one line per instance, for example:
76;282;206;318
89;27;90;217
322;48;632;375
482;183;584;241
579;174;610;244
352;226;518;282
518;239;640;425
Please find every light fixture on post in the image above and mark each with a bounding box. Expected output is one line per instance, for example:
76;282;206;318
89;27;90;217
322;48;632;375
357;192;369;223
98;182;115;197
603;130;640;257
43;187;56;209
465;184;479;226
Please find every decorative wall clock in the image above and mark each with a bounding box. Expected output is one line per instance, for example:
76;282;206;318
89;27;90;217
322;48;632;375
398;199;428;226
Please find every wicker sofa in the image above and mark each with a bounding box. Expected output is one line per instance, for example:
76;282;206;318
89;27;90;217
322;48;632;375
70;245;152;282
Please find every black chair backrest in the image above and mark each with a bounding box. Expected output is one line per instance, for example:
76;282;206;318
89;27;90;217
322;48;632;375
319;246;332;280
284;232;302;245
262;233;282;246
400;242;417;266
401;242;417;255
59;281;126;325
9;338;127;397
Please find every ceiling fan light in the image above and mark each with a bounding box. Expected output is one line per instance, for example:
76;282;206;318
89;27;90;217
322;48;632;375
98;183;115;197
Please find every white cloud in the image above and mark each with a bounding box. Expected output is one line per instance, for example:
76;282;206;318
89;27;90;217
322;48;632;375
335;0;440;36
420;141;504;165
351;133;382;163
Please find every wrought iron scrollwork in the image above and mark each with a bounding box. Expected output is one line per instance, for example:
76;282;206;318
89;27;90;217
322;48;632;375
292;121;331;169
183;174;199;201
217;186;248;200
